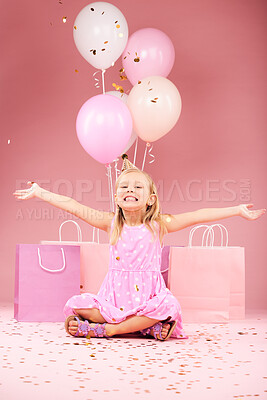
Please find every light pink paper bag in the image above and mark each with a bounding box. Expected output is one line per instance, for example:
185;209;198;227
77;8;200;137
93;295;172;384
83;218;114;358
41;220;110;295
14;244;80;322
168;224;245;323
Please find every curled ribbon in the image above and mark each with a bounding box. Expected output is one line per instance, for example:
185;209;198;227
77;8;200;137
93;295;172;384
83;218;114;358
147;144;155;164
93;70;101;89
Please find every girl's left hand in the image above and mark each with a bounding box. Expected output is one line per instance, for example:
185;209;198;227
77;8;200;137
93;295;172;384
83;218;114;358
239;204;266;220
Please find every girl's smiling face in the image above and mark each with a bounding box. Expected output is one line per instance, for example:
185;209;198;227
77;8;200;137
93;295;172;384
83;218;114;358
115;171;155;211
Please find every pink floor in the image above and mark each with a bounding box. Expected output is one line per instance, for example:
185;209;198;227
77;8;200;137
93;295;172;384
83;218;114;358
0;304;266;400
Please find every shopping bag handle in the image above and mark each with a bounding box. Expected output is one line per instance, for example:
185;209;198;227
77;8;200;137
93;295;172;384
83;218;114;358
37;247;66;273
58;220;100;244
59;220;82;242
189;225;210;247
189;224;228;247
203;224;229;247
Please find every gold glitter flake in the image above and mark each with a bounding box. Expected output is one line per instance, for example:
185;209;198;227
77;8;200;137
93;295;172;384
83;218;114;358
116;256;120;260
74;26;77;30
135;284;139;291
116;24;120;29
134;54;140;62
104;41;108;44
138;81;141;84
62;16;67;23
112;83;124;93
119;68;125;73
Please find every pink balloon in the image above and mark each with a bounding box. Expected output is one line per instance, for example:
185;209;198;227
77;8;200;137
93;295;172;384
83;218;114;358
122;28;175;86
76;94;132;164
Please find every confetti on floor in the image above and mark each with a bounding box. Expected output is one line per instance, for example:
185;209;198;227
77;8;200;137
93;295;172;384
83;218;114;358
0;304;266;399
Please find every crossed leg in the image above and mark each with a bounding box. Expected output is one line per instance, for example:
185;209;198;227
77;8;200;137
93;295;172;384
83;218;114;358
67;308;171;339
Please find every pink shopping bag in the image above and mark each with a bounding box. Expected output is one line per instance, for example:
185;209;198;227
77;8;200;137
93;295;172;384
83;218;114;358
14;244;80;322
41;220;110;295
168;224;245;323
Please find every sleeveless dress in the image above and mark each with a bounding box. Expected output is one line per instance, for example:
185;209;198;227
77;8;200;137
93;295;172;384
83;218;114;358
64;218;188;339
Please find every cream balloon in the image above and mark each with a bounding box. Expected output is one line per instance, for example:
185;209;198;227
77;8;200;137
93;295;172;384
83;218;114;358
127;76;182;142
73;2;128;70
106;91;138;153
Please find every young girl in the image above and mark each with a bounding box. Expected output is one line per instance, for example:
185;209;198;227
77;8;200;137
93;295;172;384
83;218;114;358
13;156;265;341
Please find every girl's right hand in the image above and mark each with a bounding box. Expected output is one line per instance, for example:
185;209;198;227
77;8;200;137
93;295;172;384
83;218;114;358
13;181;41;200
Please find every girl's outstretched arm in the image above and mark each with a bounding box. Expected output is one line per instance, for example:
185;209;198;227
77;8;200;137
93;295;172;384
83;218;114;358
13;181;114;232
163;204;266;233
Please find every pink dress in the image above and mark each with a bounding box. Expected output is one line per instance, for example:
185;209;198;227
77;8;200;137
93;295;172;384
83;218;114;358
64;218;188;339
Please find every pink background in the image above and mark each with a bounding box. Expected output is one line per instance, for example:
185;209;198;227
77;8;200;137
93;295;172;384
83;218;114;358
1;0;266;308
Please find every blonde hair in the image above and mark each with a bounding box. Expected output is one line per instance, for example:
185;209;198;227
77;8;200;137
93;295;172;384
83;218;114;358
110;168;167;246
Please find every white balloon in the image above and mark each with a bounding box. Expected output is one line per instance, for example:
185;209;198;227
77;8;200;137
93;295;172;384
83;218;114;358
73;2;128;70
106;91;138;153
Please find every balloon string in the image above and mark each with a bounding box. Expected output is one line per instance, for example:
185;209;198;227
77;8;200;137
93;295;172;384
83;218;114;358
102;69;106;94
133;137;138;166
141;144;148;171
106;164;112;211
114;158;120;182
106;163;115;212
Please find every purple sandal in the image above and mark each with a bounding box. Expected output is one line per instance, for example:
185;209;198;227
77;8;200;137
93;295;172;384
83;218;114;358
65;315;110;339
140;320;177;341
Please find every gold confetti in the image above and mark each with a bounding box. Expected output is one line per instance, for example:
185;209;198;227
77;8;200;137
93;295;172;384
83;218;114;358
138;81;141;84
62;16;67;23
120;75;127;81
116;256;120;260
104;41;108;44
75;69;78;73
116;24;120;29
101;49;106;51
135;285;139;291
119;68;124;73
74;26;77;30
134;57;140;62
151;100;157;103
112;83;124;93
